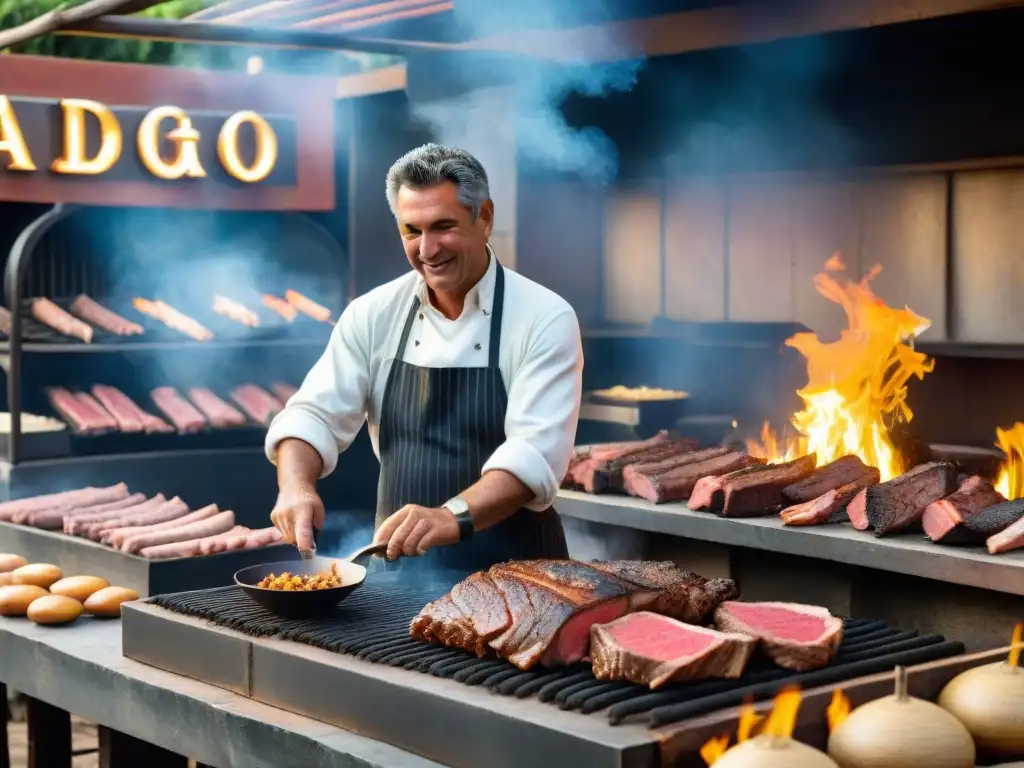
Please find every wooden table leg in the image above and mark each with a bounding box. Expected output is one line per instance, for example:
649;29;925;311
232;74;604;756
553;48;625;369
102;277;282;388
98;726;187;768
0;682;10;768
26;697;71;768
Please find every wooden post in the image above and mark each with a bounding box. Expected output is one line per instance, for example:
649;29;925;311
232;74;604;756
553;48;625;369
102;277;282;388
98;726;187;768
26;697;71;768
1;682;10;768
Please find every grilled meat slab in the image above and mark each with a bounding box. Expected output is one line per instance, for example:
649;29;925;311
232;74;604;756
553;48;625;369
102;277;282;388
715;601;843;672
566;433;671;490
590;612;756;689
862;462;958;536
624;451;761;504
922;476;1007;544
588;440;698;494
987;505;1024;554
782;455;880;504
410;559;739;671
714;454;818;517
687;463;774;511
780;482;867;526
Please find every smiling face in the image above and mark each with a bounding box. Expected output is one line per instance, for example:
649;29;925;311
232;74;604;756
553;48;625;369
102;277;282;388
395;181;493;311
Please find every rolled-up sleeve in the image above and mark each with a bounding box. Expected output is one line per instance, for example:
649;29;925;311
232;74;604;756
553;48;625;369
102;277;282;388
482;307;583;510
264;301;371;478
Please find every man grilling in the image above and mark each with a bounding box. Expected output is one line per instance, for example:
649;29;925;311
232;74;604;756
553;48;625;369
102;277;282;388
266;143;583;572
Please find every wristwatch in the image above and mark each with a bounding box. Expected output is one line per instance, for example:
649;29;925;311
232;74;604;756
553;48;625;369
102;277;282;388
443;496;475;541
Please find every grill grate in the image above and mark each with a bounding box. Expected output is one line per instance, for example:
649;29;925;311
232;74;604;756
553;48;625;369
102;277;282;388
150;575;966;727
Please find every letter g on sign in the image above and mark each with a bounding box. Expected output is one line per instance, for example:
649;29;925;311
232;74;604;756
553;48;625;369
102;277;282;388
217;111;278;183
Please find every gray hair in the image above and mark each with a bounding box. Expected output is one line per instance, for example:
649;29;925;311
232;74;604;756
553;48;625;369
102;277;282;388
385;143;490;221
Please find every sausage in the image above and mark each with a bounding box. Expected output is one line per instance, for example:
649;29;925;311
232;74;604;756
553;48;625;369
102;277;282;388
198;525;250;556
124;511;235;555
102;504;219;548
0;484;129;523
85;497;189;539
66;495;166;536
245;527;284;549
139;523;244;560
26;493;146;530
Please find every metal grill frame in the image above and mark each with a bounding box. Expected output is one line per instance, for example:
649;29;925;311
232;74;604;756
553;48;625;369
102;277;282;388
124;580;974;768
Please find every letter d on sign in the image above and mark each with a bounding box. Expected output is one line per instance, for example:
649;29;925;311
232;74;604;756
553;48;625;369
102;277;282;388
51;99;122;175
218;111;278;183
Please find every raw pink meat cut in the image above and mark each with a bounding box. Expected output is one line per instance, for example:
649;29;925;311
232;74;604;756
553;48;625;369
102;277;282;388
590;611;756;689
714;601;843;672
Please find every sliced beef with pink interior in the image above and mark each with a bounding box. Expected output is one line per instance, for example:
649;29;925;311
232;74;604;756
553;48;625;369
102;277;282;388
782;455;880;505
780;482;871;526
409;559;738;671
567;434;671;489
922;475;1007;544
714;601;843;672
987;505;1024;554
622;448;753;504
846;488;870;529
586;440;698;494
864;462;958;536
714;454;818;517
590;612;756;688
687;462;774;511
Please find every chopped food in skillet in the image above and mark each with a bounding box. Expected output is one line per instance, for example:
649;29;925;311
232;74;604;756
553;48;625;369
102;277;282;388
258;562;344;591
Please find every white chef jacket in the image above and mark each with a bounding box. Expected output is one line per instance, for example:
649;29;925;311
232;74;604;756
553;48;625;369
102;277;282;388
264;248;584;511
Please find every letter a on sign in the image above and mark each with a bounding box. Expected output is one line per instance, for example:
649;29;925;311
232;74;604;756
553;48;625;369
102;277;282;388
0;96;36;171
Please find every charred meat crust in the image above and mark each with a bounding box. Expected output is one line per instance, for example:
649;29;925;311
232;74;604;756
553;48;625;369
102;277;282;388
782;455;881;504
627;451;763;504
865;461;957;536
409;559;739;671
713;454;818;517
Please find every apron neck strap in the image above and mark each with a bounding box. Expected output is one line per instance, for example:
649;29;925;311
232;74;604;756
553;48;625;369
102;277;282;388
396;258;506;368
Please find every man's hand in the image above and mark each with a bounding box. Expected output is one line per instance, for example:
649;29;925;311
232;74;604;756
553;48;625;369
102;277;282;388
373;505;460;560
270;485;325;552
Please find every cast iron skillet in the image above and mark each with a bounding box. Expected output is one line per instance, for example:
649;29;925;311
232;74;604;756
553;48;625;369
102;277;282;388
234;541;387;618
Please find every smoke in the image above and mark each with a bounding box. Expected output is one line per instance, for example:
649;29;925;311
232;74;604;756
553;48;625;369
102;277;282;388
317;510;375;560
408;4;644;184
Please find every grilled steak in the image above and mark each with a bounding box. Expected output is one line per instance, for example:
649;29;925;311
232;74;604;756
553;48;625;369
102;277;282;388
862;462;958;536
589;440;698;494
410;559;739;671
780;482;867;526
568;433;671;489
782;455;880;504
987;505;1024;554
590;612;756;689
922;476;1007;544
623;450;758;503
846;488;869;529
687;463;775;511
714;454;818;517
714;601;843;672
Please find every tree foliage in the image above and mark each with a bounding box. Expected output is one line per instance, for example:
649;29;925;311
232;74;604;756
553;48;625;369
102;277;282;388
0;0;205;63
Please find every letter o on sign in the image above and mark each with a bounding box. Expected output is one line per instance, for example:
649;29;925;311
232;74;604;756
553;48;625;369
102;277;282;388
217;111;278;183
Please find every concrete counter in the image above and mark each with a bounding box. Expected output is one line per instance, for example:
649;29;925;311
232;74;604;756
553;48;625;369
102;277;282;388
0;616;442;768
556;490;1024;652
556;490;1024;596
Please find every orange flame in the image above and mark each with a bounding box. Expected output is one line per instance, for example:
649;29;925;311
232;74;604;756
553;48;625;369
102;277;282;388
995;424;1024;501
826;688;851;731
736;702;764;742
761;686;802;739
701;689;801;764
700;734;730;766
748;256;934;482
1010;623;1022;668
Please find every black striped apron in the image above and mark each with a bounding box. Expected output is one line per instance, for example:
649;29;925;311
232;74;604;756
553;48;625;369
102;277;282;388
373;261;568;575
